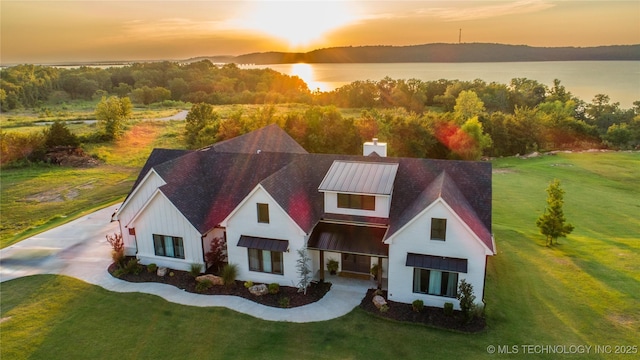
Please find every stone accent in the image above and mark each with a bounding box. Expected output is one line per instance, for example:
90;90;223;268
372;295;387;309
157;267;168;276
196;274;224;286
249;284;269;296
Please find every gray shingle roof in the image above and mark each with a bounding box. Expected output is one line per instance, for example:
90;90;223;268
129;125;492;252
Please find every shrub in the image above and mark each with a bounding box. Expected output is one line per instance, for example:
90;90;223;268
269;283;280;294
412;299;424;312
123;258;141;275
106;233;125;267
196;279;213;293
279;297;290;308
221;263;238;285
379;304;389;313
457;279;476;322
444;302;454;316
326;259;339;274
147;263;157;273
189;263;202;278
244;281;254;289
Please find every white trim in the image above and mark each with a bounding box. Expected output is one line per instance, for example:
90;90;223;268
385;197;494;255
116;168;165;220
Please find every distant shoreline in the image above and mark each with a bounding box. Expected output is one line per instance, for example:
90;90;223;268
2;43;639;67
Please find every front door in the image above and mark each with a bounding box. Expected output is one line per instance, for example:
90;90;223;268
341;253;370;273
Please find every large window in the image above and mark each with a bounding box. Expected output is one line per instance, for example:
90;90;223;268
337;193;375;211
248;248;283;274
430;218;447;241
153;234;185;259
257;203;270;223
413;268;458;298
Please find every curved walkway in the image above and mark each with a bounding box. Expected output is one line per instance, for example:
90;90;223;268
0;204;370;323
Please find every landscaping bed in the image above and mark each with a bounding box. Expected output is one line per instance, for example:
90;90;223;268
359;289;486;333
107;262;331;308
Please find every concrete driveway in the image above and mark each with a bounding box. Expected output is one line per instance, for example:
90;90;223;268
0;204;120;283
0;203;370;322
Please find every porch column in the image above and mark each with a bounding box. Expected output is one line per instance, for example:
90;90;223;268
319;250;325;282
377;256;382;289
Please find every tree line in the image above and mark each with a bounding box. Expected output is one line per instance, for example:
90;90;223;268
1;61;639;165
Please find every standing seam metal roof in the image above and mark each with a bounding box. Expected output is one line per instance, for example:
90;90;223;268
318;161;399;195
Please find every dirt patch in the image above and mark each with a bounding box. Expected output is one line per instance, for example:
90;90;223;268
108;262;331;308
0;317;12;324
22;184;92;203
359;289;486;333
492;168;516;174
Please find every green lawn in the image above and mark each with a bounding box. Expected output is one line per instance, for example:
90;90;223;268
1;152;638;359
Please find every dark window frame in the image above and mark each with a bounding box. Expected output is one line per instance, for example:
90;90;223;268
257;203;270;224
248;248;284;275
430;218;447;241
337;193;376;211
152;234;185;259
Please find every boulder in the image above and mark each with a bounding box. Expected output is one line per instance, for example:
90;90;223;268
372;295;387;309
196;274;224;286
249;284;269;296
157;267;168;276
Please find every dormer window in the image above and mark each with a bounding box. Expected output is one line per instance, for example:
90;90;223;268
337;193;376;211
318;160;399;218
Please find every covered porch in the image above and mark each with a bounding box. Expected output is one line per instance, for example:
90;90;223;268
307;221;388;289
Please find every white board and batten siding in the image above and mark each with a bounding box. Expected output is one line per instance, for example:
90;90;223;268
130;191;204;271
224;186;307;286
117;170;166;255
386;199;490;309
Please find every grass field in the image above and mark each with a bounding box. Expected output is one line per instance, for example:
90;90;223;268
1;151;638;359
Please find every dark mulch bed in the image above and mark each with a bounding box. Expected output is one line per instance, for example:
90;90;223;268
359;289;486;333
108;262;331;308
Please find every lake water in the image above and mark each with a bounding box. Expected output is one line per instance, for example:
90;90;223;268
247;61;640;109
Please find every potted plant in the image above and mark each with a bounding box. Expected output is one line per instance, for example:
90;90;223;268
370;263;381;280
326;259;339;275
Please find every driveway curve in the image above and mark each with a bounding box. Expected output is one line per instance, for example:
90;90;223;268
0;204;369;323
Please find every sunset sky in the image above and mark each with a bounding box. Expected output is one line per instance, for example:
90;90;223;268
1;1;639;64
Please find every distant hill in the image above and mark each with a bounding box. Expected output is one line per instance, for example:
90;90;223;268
199;43;640;64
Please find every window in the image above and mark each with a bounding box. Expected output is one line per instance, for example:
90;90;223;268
413;268;458;298
430;218;447;241
257;203;270;223
337;193;376;211
153;234;185;259
248;248;283;274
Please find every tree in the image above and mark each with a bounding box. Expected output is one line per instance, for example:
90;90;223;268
296;248;312;295
205;237;227;273
95;96;132;141
453;90;485;124
185;103;219;148
604;123;632;149
536;179;574;246
44;121;79;148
